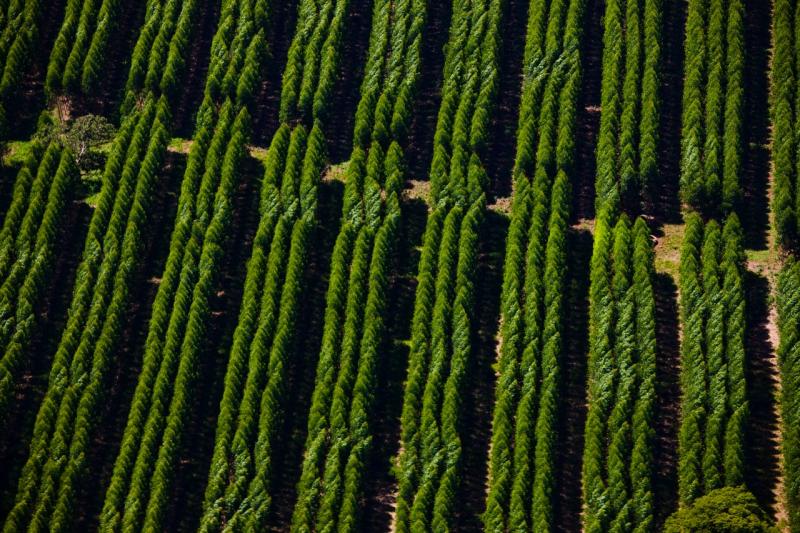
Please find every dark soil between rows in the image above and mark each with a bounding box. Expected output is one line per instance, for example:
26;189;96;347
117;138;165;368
0;198;90;521
485;0;528;199
404;0;451;182
69;149;185;531
553;228;592;533
260;179;344;532
326;0;374;163
741;0;773;250
359;196;427;532
647;0;685;227
8;0;68;136
744;271;782;517
161;154;262;532
572;0;603;223
653;272;681;529
452;209;506;532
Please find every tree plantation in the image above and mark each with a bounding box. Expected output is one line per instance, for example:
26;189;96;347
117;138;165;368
0;0;794;531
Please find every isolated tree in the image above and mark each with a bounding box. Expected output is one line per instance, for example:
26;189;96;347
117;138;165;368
664;487;777;533
62;115;116;167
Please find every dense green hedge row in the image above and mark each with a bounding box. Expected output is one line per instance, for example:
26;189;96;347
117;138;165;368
595;0;661;215
0;143;78;417
777;260;800;532
197;121;323;532
99;0;272;530
394;0;502;530
2;0;214;529
194;0;359;530
289;0;425;531
580;0;662;530
678;213;747;505
3;96;172;533
278;0;350;125
774;6;800;532
582;214;657;533
679;0;744;216
45;0;123;95
0;0;44;136
121;0;203;114
772;0;800;247
483;0;584;530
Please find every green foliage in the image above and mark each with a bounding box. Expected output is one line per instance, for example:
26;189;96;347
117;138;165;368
281;0;430;530
594;0;661;215
778;260;800;532
630;217;657;532
679;213;706;504
0;144;78;418
34;114;116;170
772;0;797;246
279;0;350;125
0;0;43;135
103;11;269;523
395;0;509;529
678;214;747;507
679;0;744;216
2;1;273;532
484;0;585;530
2;96;171;533
582;213;657;533
664;487;776;533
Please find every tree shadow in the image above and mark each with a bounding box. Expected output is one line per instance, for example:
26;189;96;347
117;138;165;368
647;0;685;228
43;148;184;531
452;209;506;532
70;0;148;119
326;0;374;163
250;0;298;146
572;0;603;223
158;153;263;532
360;197;428;531
744;271;782;515
740;0;773;250
485;0;528;200
404;0;451;182
0;200;91;520
653;272;681;528
7;0;68;137
169;0;220;138
0;164;21;220
554;228;592;532
262;179;345;531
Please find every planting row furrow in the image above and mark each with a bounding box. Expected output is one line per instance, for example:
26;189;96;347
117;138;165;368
394;0;503;529
2;0;203;530
98;0;276;530
679;0;744;217
289;0;425;531
484;0;585;530
0;143;78;417
197;0;352;530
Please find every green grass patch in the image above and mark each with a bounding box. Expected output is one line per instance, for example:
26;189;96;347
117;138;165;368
2;140;36;167
324;161;349;183
654;223;684;280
